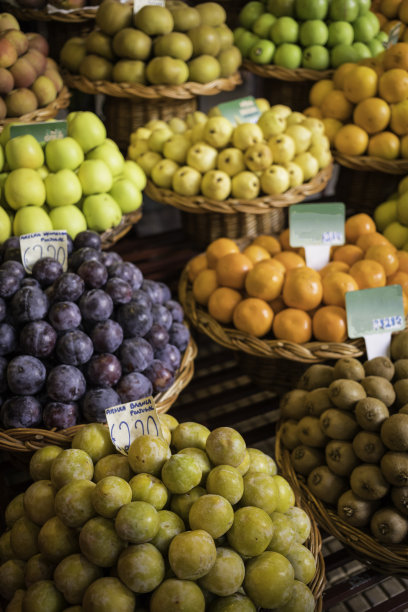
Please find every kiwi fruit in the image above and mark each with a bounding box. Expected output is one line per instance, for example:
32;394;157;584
350;464;389;501
400;404;408;415
280;420;300;451
354;397;389;431
297;364;334;391
297;416;328;448
381;452;408;486
279;389;309;420
361;376;396;408
307;465;347;506
319;408;359;440
325;440;360;477
394;359;408;381
290;446;324;477
391;329;408;360
380;413;408;451
363;356;395;381
394;378;408;408
391;486;408;516
352;431;385;464
333;357;365;381
328;379;366;411
337;489;378;528
305;387;333;417
370;507;408;544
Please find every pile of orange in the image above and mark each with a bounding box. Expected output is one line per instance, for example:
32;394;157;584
306;41;408;159
372;0;408;40
186;213;408;344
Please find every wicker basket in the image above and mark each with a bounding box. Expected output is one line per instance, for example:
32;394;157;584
276;422;408;575
0;1;98;22
243;61;334;83
0;86;71;129
100;208;142;250
0;336;197;453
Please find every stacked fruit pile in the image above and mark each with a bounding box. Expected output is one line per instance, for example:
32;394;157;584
0;420;318;610
0;230;190;430
60;1;241;85
0;111;146;244
280;346;408;545
307;41;408;159
374;174;408;248
0;13;64;119
235;0;385;69
186;213;408;343
372;0;408;40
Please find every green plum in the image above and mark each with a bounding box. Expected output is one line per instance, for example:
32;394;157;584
273;475;295;513
0;559;25;600
129;473;168;509
205;465;244;505
115;501;159;543
0;530;13;563
38;516;79;563
171;421;210;450
178;448;212;484
5;589;25;611
22;580;66;612
205;427;246;467
128;435;171;476
161;454;202;494
236;450;251;476
10;516;40;561
285;542;316;584
189;494;234;538
91;476;132;518
94;454;133;482
168;529;216;580
50;449;94;490
54;479;96;528
170;486;207;522
150;579;205;612
274;579;315;612
246;448;277;476
150;510;186;555
198;547;245;596
159;413;179;433
25;553;55;587
5;493;25;528
54;553;102;604
79;517;125;567
209;593;256;611
244;551;295;609
242;472;279;514
23;480;56;526
71;423;115;463
227;506;273;557
117;543;165;593
267;512;296;555
29;446;63;481
82;577;135;612
285;507;311;544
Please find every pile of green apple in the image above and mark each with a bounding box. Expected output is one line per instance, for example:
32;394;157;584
0;111;146;244
60;0;241;86
127;101;332;200
0;419;317;611
235;0;387;69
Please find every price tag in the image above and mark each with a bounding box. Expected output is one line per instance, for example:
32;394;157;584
289;202;345;270
346;285;405;360
105;396;164;455
9;120;67;143
134;0;164;13
217;96;262;126
386;22;402;48
20;230;68;274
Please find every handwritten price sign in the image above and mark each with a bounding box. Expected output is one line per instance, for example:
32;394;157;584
20;231;68;273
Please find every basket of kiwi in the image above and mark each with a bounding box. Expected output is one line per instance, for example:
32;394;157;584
275;335;408;574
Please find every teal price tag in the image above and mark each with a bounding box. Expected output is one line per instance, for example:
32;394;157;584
9;120;67;143
218;96;262;126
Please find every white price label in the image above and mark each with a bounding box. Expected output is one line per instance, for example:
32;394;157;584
134;0;164;13
105;396;164;455
20;230;68;274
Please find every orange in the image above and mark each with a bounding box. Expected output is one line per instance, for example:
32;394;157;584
332;244;364;266
269;296;286;314
404;291;408;315
232;297;273;337
383;42;408;71
320;90;354;121
380;0;403;18
245;260;284;301
279;228;297;252
334;124;369;156
358;56;385;78
282;267;323;311
368;132;401;160
321;271;359;307
264;257;286;274
353;98;391;135
187;253;208;283
333;63;356;90
215;252;253;290
373;11;388;28
303;106;323;119
387;269;408;293
206;237;239;269
397;249;408;271
193;269;218;305
356;231;394;251
310;79;335;107
345;213;376;244
242;244;271;264
365;244;399;275
312;305;348;342
252;235;281;256
272;308;312;344
390;99;408;135
208;287;242;324
383;18;405;35
319;261;350;278
273;250;306;271
343;66;378;104
322;118;343;146
399;0;408;20
378;68;408;103
349;259;387;289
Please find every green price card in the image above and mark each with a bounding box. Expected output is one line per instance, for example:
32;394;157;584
217;96;262;126
9;120;67;143
289;202;345;247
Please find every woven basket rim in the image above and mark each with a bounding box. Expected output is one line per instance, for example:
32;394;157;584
243;59;334;82
100;208;142;250
334;152;408;175
0;1;97;21
275;421;408;574
0;86;71;128
0;336;197;453
145;163;333;215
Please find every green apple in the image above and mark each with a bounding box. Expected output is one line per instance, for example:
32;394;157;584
249;39;275;64
293;152;319;180
217;148;246;176
302;117;325;137
268;134;296;164
295;0;328;20
232;123;264;149
203;117;233;149
353;13;379;43
270;17;299;45
67;111;107;153
201;169;231;200
374;199;398;231
191;123;206;144
285;124;312;153
147;127;173;153
137;151;163;177
45;137;84;172
6;134;44;170
121;160;146;190
244;143;273;171
49;204;87;239
299;20;328;46
286;112;306;126
376;31;388;44
267;0;296;17
77;159;113;195
5;168;46;209
331;43;358;68
368;39;384;57
258;110;287;139
274;43;302;69
285;161;304;187
110;178;142;213
186;142;218;173
302;45;330;70
186;111;207;128
82;193;122;232
234;27;246;44
172;166;202;196
260;165;290;195
235;30;260;58
352;41;371;60
129;139;149;159
0;205;11;242
0;144;4;173
45;169;82;208
252;13;276;38
151;159;179;188
163;134;191;163
327;21;354;47
358;0;370;14
329;0;359;22
308;145;332;169
37;166;49;180
86;141;125;177
238;1;264;29
168;117;188;134
13;206;52;236
231;170;260;199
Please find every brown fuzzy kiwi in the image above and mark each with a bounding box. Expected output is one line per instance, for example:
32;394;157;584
325;440;360;477
352;431;385;464
297;416;328;448
290;445;324;477
391;329;408;361
280;420;300;451
279;389;309;420
337;489;378;528
354;397;389;431
328;379;366;410
380;413;408;451
297;364;335;391
333;358;365;381
307;465;347;506
394;359;408;380
391;486;408;516
320;408;359;440
361;376;396;408
394;379;408;408
350;464;390;501
305;387;334;417
370;507;408;544
381;452;408;487
363;356;395;381
400;404;408;415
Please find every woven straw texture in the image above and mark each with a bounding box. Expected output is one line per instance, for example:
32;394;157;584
0;86;71;128
334;152;408;175
0;1;97;21
100;208;142;250
243;59;334;82
0;336;197;453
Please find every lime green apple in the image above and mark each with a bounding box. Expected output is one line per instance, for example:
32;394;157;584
353;13;380;43
45;137;84;172
0;205;11;242
270;17;299;45
82;193;122;232
302;45;330;69
258;110;287;139
249;39;275;64
86;141;125;177
267;0;296;17
273;43;302;69
329;0;359;22
150;159;179;188
293;152;319;180
49;204;87;239
331;43;358;68
352;42;371;60
238;1;264;29
110;178;142;213
121;160;146;190
201;169;231;200
13;206;52;236
77;159;113;195
236;30;260;58
383;221;408;249
186;142;218;172
45;169;82;208
37;166;49;180
147;127;173;153
67;111;107;153
368;39;384;57
5;134;44;170
252;13;276;38
203;117;233;149
327;21;354;47
268;134;296;163
299;20;328;46
5;168;46;209
376;31;388;45
295;0;328;20
359;0;370;13
260;165;290;195
374;199;397;231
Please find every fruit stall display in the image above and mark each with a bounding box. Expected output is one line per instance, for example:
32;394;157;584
371;0;408;41
0;419;325;610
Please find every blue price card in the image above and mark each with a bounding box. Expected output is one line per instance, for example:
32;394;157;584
217;96;262;126
20;230;68;274
9;120;67;143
